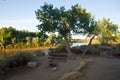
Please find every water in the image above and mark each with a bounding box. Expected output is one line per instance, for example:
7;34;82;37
0;43;87;57
42;50;49;55
70;42;88;47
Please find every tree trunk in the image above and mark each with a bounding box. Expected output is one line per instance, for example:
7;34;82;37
82;34;96;57
63;35;73;59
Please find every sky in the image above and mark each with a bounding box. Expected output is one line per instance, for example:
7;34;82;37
0;0;120;33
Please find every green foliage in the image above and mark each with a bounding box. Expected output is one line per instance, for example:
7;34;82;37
0;26;51;50
0;27;16;39
32;37;40;47
0;27;17;48
70;4;97;35
5;44;13;49
14;42;25;49
0;46;4;50
58;39;67;47
45;34;56;45
35;3;70;36
97;18;118;44
35;3;97;36
116;33;120;43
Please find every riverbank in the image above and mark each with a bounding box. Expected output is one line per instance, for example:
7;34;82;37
0;46;57;52
0;42;88;52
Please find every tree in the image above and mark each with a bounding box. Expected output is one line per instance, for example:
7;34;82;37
116;33;120;43
97;18;118;44
35;3;97;58
45;34;56;45
0;27;17;48
32;37;40;47
82;18;98;56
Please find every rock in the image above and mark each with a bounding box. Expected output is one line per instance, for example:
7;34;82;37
60;71;81;80
32;54;37;57
27;61;38;68
52;67;57;71
84;58;94;64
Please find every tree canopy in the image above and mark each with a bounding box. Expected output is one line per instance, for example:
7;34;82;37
97;18;118;44
35;3;97;39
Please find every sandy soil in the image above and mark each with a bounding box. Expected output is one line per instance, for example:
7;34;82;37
77;57;120;80
5;55;120;80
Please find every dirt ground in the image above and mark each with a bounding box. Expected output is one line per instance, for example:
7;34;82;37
5;55;120;80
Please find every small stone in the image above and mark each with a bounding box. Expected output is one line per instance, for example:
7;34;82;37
27;61;38;68
52;67;57;71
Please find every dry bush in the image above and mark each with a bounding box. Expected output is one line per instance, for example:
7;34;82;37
71;47;82;54
74;45;100;55
0;52;36;78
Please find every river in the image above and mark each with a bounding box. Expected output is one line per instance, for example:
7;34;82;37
0;42;87;57
71;42;88;47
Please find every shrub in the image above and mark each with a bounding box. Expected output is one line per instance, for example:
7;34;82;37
0;52;36;78
0;59;7;73
110;45;120;57
7;52;35;68
0;59;8;79
33;50;45;56
71;47;82;54
0;46;4;50
5;44;13;49
13;43;26;49
79;45;100;55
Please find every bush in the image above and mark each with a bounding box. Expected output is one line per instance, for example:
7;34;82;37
78;45;100;55
13;43;26;49
5;44;13;49
0;59;7;74
87;45;100;55
71;47;82;54
0;52;36;78
110;45;120;57
7;52;35;68
0;46;4;50
57;46;67;53
33;50;45;56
